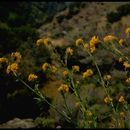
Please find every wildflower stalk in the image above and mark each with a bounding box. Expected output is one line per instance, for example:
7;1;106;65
64;52;83;104
70;71;93;127
83;41;121;126
61;93;72;116
65;54;68;67
101;42;130;63
70;71;83;104
51;45;65;67
86;50;116;113
13;72;71;122
84;45;107;91
64;52;88;124
65;55;86;109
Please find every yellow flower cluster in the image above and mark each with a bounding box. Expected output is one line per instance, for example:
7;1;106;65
90;36;100;46
42;63;49;71
6;63;18;74
103;35;118;43
75;102;81;108
43;38;52;46
76;80;80;85
126;77;130;83
119;39;126;46
83;69;93;78
75;38;84;46
11;52;22;63
58;84;69;93
36;38;51;46
119;57;123;63
84;43;96;53
104;96;113;104
36;38;44;46
120;112;125;118
72;65;80;72
51;65;58;73
66;47;73;55
88;121;93;124
63;70;69;76
85;110;93;116
84;36;99;53
84;43;89;49
123;61;130;69
28;73;38;82
118;96;125;103
90;45;96;53
103;75;112;81
0;57;8;63
125;27;130;35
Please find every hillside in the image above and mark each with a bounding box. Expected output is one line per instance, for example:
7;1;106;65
38;2;130;46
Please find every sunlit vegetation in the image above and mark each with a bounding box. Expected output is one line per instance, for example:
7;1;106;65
1;2;130;128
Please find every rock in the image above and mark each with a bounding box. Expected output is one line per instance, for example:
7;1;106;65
0;118;37;128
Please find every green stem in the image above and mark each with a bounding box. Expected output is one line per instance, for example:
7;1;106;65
85;49;117;114
62;93;72;116
69;71;88;123
70;71;83;104
64;54;68;67
43;95;71;122
51;45;65;67
13;73;71;122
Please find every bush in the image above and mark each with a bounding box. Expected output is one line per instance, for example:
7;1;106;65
107;12;121;24
107;3;130;24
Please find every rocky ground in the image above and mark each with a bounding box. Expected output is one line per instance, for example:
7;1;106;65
0;118;37;128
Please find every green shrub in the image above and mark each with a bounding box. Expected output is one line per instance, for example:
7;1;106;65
107;3;130;23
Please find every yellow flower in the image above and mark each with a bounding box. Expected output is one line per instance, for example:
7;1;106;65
75;38;83;46
36;38;51;46
90;45;96;53
104;75;112;81
42;63;49;71
6;63;18;74
104;96;113;104
58;84;69;93
125;27;130;35
63;70;69;76
51;65;58;73
118;96;125;103
120;112;125;118
36;38;44;46
85;110;93;116
75;102;81;108
0;57;8;63
84;43;89;49
103;35;118;43
126;77;130;83
28;74;38;82
72;65;80;72
66;47;73;55
43;38;52;46
84;43;90;52
90;36;100;46
88;121;93;124
119;39;126;46
83;69;93;78
76;80;80;84
84;43;96;53
11;52;22;63
119;58;123;63
123;61;130;69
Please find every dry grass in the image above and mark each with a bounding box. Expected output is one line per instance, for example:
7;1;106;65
37;2;130;51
